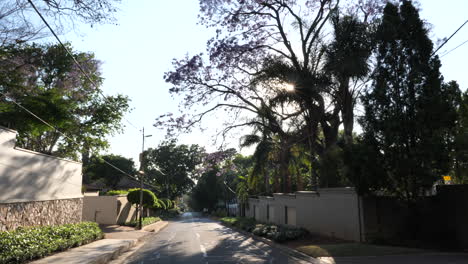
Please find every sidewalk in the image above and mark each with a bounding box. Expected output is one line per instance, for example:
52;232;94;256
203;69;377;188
30;221;168;264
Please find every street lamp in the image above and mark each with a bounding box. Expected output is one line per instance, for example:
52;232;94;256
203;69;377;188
138;127;152;230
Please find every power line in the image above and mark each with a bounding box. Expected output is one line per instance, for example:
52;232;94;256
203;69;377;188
440;38;468;58
432;19;468;57
26;0;140;131
0;91;159;189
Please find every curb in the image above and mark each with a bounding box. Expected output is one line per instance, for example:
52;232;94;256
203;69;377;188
108;221;169;264
90;239;137;264
219;222;320;264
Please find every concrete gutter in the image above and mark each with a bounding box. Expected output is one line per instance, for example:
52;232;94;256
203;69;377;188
219;221;321;264
31;221;169;264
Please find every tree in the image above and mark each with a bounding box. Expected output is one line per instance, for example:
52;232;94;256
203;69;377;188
0;43;130;160
360;1;460;201
143;140;205;200
83;154;137;188
0;0;121;46
453;87;468;183
160;0;384;191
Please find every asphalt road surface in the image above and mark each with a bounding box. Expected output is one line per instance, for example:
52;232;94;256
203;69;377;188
126;212;310;264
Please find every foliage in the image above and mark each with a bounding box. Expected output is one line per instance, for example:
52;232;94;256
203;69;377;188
359;1;461;200
159;0;384;193
212;208;227;218
127;188;157;208
157;208;181;219
103;190;129;196
220;217;307;242
0;43;130;160
453;89;468;183
0;0;121;46
189;170;221;211
0;222;103;264
124;217;161;228
143;140;205;199
84;155;136;188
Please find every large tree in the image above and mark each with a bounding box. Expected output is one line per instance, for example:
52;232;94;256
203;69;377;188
0;0;121;46
360;1;460;201
84;154;137;188
160;0;383;192
0;43;130;160
142;140;205;200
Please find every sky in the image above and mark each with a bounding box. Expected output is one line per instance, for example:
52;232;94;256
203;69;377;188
42;0;468;165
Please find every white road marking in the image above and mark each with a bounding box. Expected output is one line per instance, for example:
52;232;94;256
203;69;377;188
196;233;200;239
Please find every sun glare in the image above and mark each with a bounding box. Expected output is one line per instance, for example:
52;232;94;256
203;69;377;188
284;83;295;92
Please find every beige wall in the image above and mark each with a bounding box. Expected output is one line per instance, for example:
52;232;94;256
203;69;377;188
247;188;362;241
82;195;136;225
0;127;83;203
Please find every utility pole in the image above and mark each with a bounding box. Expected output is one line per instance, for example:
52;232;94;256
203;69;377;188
139;127;152;230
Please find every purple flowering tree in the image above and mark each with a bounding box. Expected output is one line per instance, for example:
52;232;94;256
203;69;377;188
159;0;385;191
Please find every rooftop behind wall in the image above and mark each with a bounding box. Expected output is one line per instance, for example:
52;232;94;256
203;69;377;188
0;126;83;203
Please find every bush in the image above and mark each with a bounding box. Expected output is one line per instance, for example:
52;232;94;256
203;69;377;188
212;208;227;218
124;217;161;227
220;217;238;226
219;217;307;242
127;188;157;207
0;222;103;264
158;208;180;219
238;217;256;232
104;190;129;196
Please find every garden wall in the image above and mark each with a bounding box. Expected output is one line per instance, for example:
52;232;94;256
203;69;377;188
247;188;362;241
0;126;83;231
362;185;468;250
82;195;136;225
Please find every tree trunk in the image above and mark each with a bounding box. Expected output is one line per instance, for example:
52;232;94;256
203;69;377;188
279;140;291;193
340;77;354;146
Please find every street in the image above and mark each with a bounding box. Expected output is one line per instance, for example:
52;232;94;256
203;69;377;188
126;212;310;264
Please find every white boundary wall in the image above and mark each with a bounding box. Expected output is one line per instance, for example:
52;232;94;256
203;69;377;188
247;188;362;241
0;127;83;203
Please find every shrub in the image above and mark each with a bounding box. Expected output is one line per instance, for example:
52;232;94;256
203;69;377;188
127;188;157;207
124;217;161;227
212;208;227;218
219;216;307;243
238;217;256;232
104;190;129;196
158;208;180;219
0;222;103;264
220;217;238;226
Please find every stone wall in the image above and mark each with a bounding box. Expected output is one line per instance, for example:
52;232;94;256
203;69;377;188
0;198;83;231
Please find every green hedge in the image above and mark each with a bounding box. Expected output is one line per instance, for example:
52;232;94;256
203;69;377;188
104;190;129;196
0;222;103;264
124;217;161;227
127;188;157;207
220;217;307;242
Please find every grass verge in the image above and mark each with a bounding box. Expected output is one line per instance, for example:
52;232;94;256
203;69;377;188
124;217;161;227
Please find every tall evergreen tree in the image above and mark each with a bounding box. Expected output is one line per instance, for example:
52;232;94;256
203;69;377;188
360;1;460;201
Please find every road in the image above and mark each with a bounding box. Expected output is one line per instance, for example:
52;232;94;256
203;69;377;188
126;212;310;264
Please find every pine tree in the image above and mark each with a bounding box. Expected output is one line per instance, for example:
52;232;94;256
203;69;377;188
360;1;460;201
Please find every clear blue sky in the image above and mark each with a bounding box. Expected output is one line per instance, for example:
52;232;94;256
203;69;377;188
47;0;468;165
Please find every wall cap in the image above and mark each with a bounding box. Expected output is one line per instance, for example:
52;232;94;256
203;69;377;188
0;126;18;134
273;193;296;199
0;196;83;204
